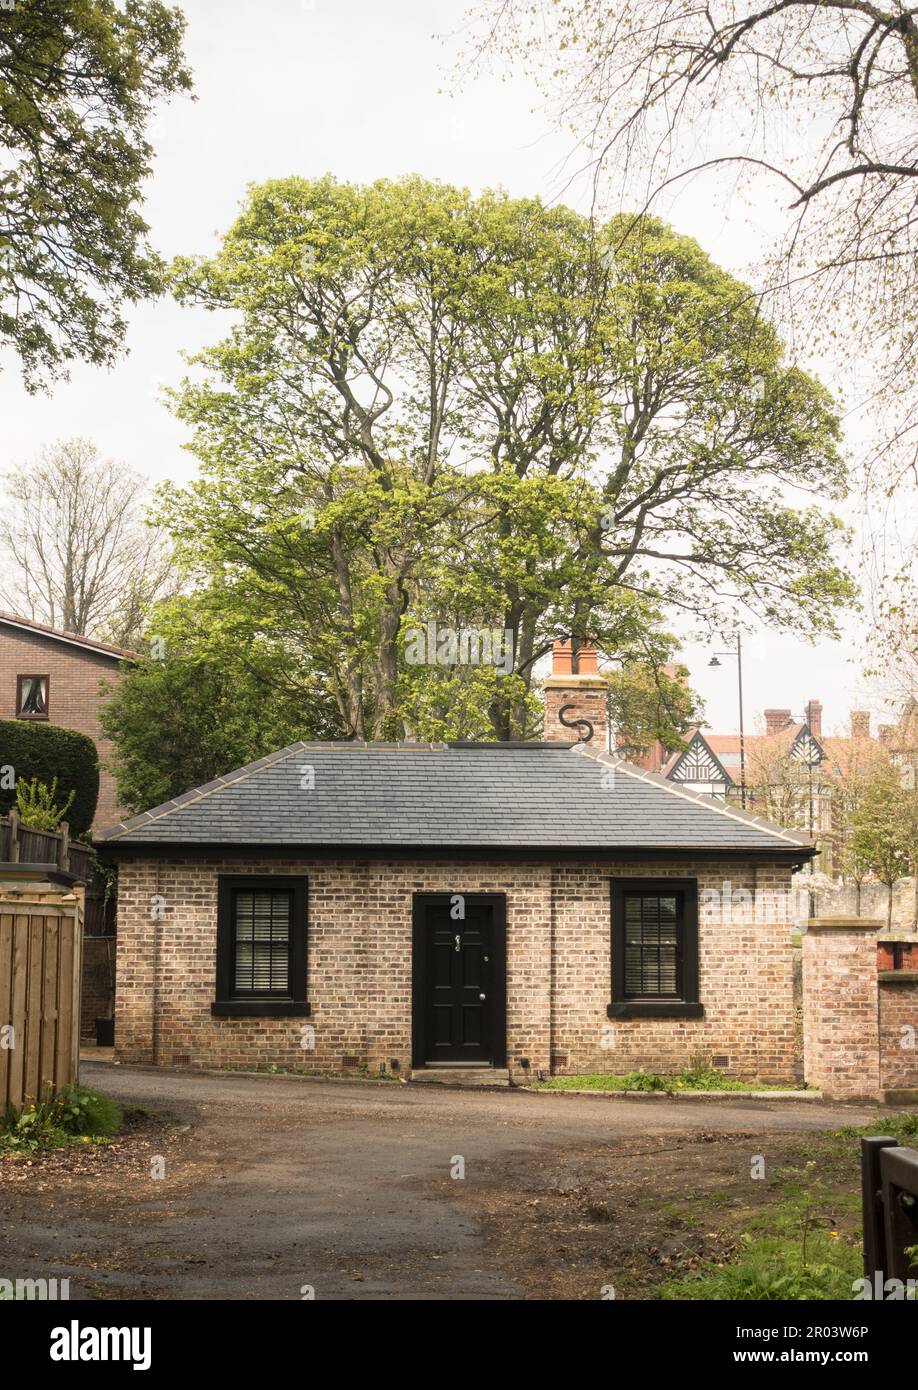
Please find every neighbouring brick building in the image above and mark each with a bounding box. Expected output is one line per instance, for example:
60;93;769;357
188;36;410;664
97;642;816;1083
0;611;135;828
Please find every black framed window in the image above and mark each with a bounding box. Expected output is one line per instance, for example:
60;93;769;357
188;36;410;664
232;889;292;995
608;878;703;1020
16;674;49;719
212;876;310;1018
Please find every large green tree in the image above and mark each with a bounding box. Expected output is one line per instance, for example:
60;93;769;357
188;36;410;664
0;0;191;387
845;758;911;929
160;175;853;742
99;592;340;813
607;662;702;762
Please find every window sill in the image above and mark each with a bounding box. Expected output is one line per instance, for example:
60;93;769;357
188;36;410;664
211;1000;311;1018
607;1001;704;1020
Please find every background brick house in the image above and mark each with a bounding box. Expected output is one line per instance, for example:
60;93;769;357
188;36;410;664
0;611;134;828
632;690;918;882
98;645;816;1083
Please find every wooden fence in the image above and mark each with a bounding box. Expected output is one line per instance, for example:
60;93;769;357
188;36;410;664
0;809;94;881
0;885;83;1111
0;810;111;936
861;1136;918;1286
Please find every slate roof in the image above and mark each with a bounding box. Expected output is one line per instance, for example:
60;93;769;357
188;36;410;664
95;741;815;857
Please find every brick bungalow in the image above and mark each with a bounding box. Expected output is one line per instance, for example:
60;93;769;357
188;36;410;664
0;612;135;828
96;643;815;1084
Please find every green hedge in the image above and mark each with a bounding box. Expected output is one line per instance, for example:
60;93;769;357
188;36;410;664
0;720;99;835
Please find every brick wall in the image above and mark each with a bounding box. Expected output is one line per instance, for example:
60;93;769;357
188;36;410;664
879;973;918;1096
802;918;882;1099
803;919;918;1100
0;626;128;828
114;854;798;1083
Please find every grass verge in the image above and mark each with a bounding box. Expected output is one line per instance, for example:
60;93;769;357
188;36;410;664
530;1063;799;1093
658;1112;918;1300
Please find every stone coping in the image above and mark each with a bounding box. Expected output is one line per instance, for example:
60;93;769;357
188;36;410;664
878;969;918;983
807;916;884;930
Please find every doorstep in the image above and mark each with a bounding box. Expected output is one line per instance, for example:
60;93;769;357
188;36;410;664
410;1067;511;1088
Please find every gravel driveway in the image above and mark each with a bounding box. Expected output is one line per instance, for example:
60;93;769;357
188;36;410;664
0;1060;885;1301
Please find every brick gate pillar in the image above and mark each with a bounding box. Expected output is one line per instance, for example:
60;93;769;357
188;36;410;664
802;916;884;1100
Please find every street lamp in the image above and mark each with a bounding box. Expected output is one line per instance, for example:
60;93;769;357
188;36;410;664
708;634;747;809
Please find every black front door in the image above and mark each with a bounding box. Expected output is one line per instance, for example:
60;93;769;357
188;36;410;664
412;894;506;1068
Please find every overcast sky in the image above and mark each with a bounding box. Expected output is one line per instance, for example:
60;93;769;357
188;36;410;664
0;0;886;737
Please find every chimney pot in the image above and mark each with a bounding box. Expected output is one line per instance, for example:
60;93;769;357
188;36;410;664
550;640;573;677
575;643;599;676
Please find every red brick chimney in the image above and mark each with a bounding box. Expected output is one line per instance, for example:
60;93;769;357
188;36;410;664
805;699;822;738
543;640;608;749
850;710;870;739
878;723;895;747
765;708;792;735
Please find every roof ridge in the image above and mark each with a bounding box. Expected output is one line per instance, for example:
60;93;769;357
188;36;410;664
571;743;813;848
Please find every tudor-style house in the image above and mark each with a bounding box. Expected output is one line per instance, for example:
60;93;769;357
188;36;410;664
642;697;918;871
0;611;135;828
96;641;815;1085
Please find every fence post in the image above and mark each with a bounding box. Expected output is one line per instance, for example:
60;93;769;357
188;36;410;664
58;820;70;872
861;1136;899;1283
8;807;19;862
880;1145;918;1283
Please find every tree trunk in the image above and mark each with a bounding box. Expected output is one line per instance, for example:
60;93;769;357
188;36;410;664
371;577;409;741
327;529;366;739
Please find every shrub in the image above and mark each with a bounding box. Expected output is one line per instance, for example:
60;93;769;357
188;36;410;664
15;775;76;830
0;1086;122;1152
0;720;99;834
621;1070;670;1091
58;1086;122;1137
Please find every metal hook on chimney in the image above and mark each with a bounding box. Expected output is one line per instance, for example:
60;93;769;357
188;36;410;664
558;703;594;743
